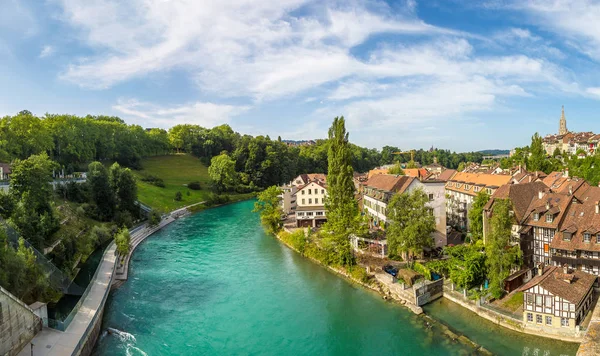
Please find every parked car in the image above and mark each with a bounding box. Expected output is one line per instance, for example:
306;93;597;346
383;264;398;277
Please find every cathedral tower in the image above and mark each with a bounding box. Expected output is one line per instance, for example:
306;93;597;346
559;105;568;135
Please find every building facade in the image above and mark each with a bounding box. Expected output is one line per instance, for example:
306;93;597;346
520;265;595;331
543;107;598;156
279;185;298;215
294;181;328;228
445;172;512;231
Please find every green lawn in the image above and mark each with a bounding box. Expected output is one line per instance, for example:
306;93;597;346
131;154;214;212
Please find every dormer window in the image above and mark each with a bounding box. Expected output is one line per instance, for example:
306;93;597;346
534;213;540;221
597;234;600;244
564;232;572;241
546;214;553;223
465;184;470;190
474;186;480;192
486;188;492;195
584;233;591;243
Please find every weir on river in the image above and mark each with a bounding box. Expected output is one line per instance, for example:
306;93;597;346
93;200;579;356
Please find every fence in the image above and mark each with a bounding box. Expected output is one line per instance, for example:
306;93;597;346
47;242;112;331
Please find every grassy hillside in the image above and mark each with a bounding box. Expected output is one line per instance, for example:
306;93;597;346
132;154;214;212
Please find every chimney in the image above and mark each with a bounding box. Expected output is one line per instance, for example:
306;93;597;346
564;168;569;178
546;202;550;210
569;185;573;195
538;191;544;200
563;264;569;274
537;262;545;276
596;202;599;214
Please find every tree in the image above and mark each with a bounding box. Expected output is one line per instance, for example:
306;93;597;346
406;160;418;169
208;152;238;192
457;162;466;172
446;243;487;291
148;210;162;227
253;186;283;234
468;191;490;242
322;117;360;266
175;191;182;201
527;133;548;173
388;161;405;175
553;147;562;158
115;227;131;256
386;188;436;260
88;162;115;221
109;163;138;218
485;199;522;298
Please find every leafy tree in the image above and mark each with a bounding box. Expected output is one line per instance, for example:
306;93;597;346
388;161;405;175
148;210;162;227
527;133;548;173
553;147;562;158
88;162;115;221
322;117;360;266
446;243;487;291
175;191;182;201
208;152;238;192
109;163;138;218
386;188;436;260
115;227;131;256
253;186;283;234
468;191;490;242
457;162;466;172
406;160;418;169
485;199;522;298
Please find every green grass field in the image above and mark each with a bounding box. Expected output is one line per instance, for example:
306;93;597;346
132;154;215;212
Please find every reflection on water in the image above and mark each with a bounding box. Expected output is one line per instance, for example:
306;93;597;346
424;298;579;356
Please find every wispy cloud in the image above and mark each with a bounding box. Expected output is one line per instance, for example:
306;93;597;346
112;98;249;128
39;45;55;58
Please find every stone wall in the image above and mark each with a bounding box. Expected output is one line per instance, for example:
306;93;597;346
0;286;42;356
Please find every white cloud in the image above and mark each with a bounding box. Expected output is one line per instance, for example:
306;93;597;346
39;45;55;58
112;98;248;128
586;87;600;98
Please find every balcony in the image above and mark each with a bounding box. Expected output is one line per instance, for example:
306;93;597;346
551;255;578;266
579;256;600;267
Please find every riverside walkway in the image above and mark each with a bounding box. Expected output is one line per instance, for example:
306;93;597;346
18;243;117;356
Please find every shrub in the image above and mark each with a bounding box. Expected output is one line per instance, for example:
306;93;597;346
187;181;202;190
148;210;161;227
140;174;165;188
115;227;131;255
175;191;182;201
412;262;432;281
347;265;369;283
204;193;230;207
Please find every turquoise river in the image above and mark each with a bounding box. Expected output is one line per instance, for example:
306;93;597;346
94;200;579;355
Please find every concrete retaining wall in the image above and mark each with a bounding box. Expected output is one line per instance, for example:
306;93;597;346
0;287;42;356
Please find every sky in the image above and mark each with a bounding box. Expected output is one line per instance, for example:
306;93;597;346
2;0;600;152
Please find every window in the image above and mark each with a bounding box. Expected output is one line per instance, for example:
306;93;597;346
544;244;549;253
428;194;434;201
307;212;313;216
534;213;540;221
465;184;470;190
474;186;480;192
308;189;312;195
536;315;543;324
486;188;492;195
308;198;312;204
314;198;318;204
545;296;552;308
527;313;533;322
564;233;572;241
561;318;569;327
526;294;534;304
316;212;323;216
302;190;305;195
546;214;553;223
302;199;305;205
297;212;304;216
546;316;552;325
321;189;325;194
585;233;591;243
597;234;600;244
536;295;543;306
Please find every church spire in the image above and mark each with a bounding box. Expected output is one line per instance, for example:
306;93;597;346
559;105;568;135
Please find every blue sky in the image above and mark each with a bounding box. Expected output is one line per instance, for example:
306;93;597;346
2;0;600;151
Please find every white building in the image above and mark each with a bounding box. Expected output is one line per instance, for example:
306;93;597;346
293;181;328;228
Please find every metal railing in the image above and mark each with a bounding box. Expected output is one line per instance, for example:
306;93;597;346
47;242;113;331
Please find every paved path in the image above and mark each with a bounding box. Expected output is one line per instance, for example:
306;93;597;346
18;243;116;356
577;298;600;355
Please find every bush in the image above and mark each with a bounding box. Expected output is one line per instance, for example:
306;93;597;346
115;227;131;256
204;193;230;207
187;181;202;190
175;191;182;201
148;210;161;227
412;262;432;281
347;265;369;283
114;210;133;228
140;174;165;188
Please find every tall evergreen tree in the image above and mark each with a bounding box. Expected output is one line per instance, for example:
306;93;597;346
322;117;359;265
468;191;490;242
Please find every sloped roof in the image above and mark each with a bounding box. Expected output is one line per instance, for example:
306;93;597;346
437;169;457;182
551;186;600;252
0;163;11;174
367;168;390;179
484;181;547;222
364;174;415;194
522;192;572;228
519;266;595;305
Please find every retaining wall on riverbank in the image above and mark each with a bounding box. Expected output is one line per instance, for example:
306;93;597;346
0;286;42;356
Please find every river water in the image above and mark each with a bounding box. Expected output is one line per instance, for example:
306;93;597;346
94;200;579;355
